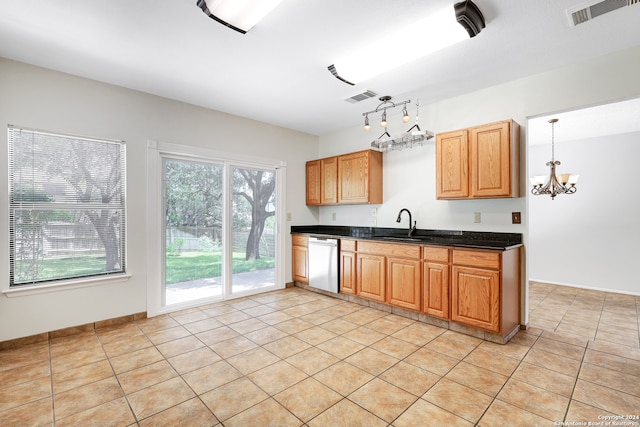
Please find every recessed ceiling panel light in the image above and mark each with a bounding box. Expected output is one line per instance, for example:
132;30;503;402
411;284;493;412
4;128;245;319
328;1;484;85
197;0;283;34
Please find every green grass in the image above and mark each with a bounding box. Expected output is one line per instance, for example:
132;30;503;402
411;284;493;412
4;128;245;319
14;251;275;285
13;255;117;284
165;251;274;284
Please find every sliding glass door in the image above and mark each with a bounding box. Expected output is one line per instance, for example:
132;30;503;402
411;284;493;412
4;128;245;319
163;157;224;306
160;156;279;307
230;166;277;295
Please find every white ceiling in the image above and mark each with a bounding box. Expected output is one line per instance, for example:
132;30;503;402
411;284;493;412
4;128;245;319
528;97;640;145
1;0;640;136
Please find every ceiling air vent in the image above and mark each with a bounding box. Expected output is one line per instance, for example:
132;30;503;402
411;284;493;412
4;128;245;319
568;0;637;26
344;90;377;104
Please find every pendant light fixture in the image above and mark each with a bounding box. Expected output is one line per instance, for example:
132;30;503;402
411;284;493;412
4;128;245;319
368;98;434;152
530;118;579;200
363;96;406;132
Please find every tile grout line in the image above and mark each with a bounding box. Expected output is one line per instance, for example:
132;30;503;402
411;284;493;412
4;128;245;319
10;285;638;426
469;334;542;425
97;326;143;426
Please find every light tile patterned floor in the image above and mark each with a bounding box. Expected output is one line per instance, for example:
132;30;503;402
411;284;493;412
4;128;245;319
1;282;639;426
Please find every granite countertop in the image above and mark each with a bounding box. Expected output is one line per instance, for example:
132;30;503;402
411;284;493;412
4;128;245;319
291;225;522;251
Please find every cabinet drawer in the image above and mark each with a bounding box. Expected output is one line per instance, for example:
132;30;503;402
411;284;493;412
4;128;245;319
358;241;420;259
292;234;308;247
453;249;500;269
341;239;356;252
423;246;449;262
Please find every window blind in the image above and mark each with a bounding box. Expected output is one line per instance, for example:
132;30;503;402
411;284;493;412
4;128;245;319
8;125;126;286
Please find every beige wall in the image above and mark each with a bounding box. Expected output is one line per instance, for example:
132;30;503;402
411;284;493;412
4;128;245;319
2;45;640;341
318;46;640;322
0;58;318;342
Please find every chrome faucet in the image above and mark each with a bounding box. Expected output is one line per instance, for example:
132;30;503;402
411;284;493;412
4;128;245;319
396;208;416;237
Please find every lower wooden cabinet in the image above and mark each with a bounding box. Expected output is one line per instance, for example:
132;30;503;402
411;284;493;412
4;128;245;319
300;234;522;340
357;253;386;302
422;246;450;319
451;248;520;336
451;266;500;332
423;262;449;319
292;235;308;284
387;257;421;311
340;244;356;295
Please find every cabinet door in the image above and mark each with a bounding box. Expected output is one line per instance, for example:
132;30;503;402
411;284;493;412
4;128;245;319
338;151;369;204
423;261;449;319
436;130;469;199
451;266;500;333
388;257;421;311
470;121;515;198
320;157;338;205
305;160;321;205
340;251;356;294
357;253;386;302
292;245;309;284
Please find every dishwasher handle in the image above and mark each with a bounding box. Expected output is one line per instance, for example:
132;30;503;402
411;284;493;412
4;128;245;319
308;237;338;246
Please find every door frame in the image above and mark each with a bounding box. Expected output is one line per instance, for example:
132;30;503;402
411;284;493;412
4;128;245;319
146;140;286;316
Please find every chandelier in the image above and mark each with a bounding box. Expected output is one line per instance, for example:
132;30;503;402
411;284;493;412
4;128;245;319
530;118;579;200
366;96;434;152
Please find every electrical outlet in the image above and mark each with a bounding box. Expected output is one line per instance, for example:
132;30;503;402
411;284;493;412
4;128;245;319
331;212;336;221
371;208;377;226
474;212;481;223
512;212;521;224
286;212;291;222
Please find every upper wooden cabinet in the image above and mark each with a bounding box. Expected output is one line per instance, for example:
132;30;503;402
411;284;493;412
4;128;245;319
436;120;519;199
306;149;382;205
436;129;469;199
305;160;321;205
320;157;338;205
337;150;383;204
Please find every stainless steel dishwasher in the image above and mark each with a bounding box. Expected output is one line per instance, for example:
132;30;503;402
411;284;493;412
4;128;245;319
308;237;339;293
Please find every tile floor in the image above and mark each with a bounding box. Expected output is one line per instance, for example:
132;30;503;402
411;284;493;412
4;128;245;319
1;282;639;426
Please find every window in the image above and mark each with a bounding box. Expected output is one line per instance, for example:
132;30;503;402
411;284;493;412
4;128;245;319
8;126;126;287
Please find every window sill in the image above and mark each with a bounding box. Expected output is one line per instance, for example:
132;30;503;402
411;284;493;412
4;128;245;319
2;274;132;298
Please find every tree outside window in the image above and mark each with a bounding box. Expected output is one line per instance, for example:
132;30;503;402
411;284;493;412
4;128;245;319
8;126;126;286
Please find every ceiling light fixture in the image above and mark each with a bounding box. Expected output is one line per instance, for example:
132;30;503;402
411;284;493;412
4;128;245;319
196;0;283;34
530;119;579;200
328;0;485;85
402;106;410;123
363;96;400;132
368;98;434;152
